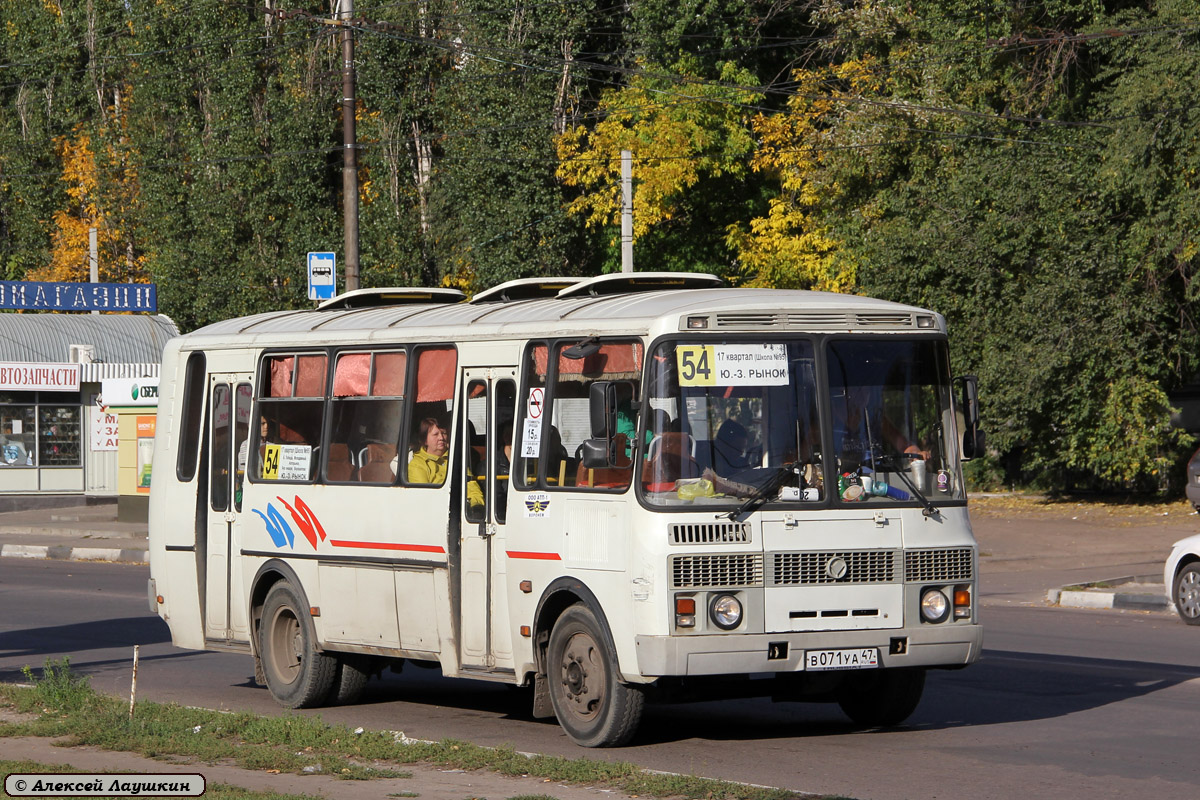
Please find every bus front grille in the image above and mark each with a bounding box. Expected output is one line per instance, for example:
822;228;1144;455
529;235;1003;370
670;522;751;545
905;547;974;582
671;554;764;588
769;550;898;585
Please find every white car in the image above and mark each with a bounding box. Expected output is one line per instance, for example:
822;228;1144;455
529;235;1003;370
1165;533;1200;625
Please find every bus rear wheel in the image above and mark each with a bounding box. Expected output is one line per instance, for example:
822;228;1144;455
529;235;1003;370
328;655;372;705
259;581;337;708
547;604;644;747
836;667;925;727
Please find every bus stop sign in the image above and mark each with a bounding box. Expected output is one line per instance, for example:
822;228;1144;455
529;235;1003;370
307;252;336;300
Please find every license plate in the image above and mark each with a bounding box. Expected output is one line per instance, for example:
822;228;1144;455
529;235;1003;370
804;648;879;671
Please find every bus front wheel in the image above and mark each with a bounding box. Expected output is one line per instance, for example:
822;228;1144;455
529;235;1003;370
836;667;926;727
259;581;337;709
547;604;644;747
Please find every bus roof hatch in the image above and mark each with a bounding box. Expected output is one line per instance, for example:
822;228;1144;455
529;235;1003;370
556;272;724;299
316;287;466;310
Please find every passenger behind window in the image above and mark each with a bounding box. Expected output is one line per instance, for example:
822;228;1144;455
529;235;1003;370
712;419;752;476
407;417;482;506
545;425;571;485
495;420;513;521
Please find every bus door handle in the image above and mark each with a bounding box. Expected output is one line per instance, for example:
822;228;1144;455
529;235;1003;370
481;523;496;538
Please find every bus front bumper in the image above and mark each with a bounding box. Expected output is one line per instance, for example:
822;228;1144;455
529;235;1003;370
634;623;982;677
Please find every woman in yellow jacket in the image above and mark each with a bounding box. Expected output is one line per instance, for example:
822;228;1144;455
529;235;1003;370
408;417;484;507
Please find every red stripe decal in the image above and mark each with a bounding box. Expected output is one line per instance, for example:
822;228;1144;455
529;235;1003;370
330;540;446;554
506;550;562;561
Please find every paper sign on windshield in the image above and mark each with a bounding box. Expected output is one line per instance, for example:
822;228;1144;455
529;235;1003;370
676;344;788;387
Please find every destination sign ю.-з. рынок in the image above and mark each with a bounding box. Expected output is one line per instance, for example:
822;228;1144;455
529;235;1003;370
0;281;157;312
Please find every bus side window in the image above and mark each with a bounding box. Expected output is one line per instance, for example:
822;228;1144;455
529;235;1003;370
210;384;231;511
464;380;487;523
555;340;642;492
176;351;206;482
328;350;406;484
254;353;327;482
403;346;457;486
494;379;516;523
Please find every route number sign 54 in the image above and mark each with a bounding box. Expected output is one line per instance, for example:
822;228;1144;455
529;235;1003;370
675;344;789;388
676;345;715;386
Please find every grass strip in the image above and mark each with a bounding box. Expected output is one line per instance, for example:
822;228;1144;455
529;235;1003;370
0;658;828;800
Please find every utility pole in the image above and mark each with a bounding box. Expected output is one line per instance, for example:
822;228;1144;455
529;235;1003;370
620;149;633;273
89;226;98;316
341;0;360;292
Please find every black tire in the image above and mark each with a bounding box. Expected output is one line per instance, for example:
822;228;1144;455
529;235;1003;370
547;603;644;747
259;581;337;709
329;655;372;705
836;667;926;727
1173;563;1200;626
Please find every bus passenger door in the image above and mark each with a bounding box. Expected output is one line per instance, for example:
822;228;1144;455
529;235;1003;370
204;374;252;644
458;369;517;670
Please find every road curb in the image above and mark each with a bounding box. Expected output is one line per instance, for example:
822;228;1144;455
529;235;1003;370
1049;586;1170;612
0;543;147;564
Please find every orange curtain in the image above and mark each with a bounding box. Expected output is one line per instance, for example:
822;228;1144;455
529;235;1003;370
333;353;370;397
416;347;456;402
372;351;407;396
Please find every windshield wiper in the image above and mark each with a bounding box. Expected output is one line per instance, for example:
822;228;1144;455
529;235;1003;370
877;456;939;518
721;462;797;521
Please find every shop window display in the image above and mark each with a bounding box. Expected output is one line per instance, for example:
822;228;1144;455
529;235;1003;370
0;393;81;467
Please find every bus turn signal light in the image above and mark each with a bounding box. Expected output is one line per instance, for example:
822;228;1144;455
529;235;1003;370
954;587;971;619
675;597;696;628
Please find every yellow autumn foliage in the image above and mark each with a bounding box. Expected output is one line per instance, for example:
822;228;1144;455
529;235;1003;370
727;59;884;292
31;118;146;284
556;59;763;244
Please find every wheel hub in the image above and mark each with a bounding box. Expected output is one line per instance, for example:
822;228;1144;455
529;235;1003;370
559;631;603;720
1179;571;1200;618
268;608;303;685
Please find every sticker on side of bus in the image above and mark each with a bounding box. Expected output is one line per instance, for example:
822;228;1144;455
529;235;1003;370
803;648;880;671
261;444;311;481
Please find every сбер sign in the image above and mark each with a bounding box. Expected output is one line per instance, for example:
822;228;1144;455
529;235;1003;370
0;363;81;391
0;281;156;312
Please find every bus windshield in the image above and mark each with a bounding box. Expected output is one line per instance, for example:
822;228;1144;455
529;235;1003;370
641;338;964;508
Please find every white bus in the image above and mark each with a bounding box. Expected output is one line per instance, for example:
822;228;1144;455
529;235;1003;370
148;272;984;747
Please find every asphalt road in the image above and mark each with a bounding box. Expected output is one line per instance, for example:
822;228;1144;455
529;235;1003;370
2;558;1198;800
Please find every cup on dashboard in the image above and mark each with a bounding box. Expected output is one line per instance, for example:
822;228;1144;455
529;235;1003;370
910;459;927;492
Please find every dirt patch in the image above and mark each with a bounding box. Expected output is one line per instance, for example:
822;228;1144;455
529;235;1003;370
969;493;1194;525
0;707;38;724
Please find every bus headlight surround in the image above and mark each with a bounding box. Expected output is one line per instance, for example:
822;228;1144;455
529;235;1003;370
709;593;743;630
920;588;950;623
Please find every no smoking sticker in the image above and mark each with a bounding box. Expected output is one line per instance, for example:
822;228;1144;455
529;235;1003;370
527;387;545;419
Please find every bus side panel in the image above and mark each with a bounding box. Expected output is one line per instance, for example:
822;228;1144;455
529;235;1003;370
239;482;454;659
503;495;646;682
148;342;206;651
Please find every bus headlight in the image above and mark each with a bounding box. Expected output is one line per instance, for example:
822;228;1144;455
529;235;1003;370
709;593;743;630
920;588;950;623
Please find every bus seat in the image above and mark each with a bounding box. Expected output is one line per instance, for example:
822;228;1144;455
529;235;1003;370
359;442;397;483
277;422;306;444
646;432;696;462
326;443;356;482
643;433;699;489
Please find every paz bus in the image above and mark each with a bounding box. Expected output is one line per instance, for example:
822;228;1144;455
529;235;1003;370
147;272;984;747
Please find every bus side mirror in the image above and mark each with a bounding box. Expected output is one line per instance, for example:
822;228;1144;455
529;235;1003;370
580;438;612;469
589;381;617;439
586;381;637;468
955;375;984;460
